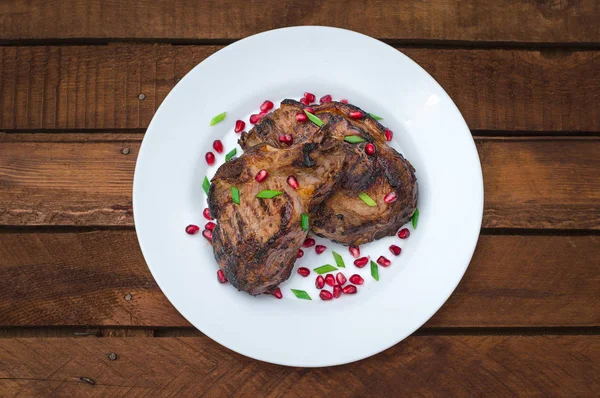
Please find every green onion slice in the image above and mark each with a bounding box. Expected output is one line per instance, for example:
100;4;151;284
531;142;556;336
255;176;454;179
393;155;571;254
225;148;237;161
231;186;240;204
313;264;338;274
304;110;324;127
412;208;419;229
291;289;312;300
332;251;345;268
369;113;383;120
371;260;379;281
301;213;309;231
358;192;377;207
344;135;367;144
202;176;211;195
256;190;283;199
210;111;227;126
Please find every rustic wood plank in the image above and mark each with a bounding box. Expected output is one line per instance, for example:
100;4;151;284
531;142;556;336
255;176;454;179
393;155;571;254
0;0;598;44
0;231;597;328
0;45;598;131
0;335;598;396
1;137;597;228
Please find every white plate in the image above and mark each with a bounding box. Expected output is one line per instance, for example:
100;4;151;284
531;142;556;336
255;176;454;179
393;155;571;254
133;26;483;367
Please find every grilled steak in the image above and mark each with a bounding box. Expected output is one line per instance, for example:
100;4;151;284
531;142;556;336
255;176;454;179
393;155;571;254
208;130;344;295
240;100;418;245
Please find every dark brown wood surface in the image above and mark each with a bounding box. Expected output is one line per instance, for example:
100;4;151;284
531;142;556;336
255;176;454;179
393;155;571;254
0;1;598;396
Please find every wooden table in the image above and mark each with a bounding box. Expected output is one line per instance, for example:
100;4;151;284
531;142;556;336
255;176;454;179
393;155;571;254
0;1;598;396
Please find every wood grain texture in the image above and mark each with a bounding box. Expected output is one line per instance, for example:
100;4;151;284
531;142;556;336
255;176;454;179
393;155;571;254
0;335;598;396
0;231;597;327
0;0;598;43
1;137;597;228
0;45;599;131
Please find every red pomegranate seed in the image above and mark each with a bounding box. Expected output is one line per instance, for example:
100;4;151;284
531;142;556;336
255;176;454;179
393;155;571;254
398;228;410;239
205;221;216;231
300;97;311;105
315;275;325;289
384;192;397;204
305;107;315;114
205;151;215;165
354;257;369;268
298;267;311;277
333;285;342;298
249;113;263;124
349;245;360;258
389;245;402;256
325;274;335;287
377;256;391;267
365;143;375;156
349;274;364;285
203;207;213;220
297;249;304;258
234;120;245;133
287;175;299;189
217;269;228;283
278;134;294;145
255;169;268;182
296;112;308;122
202;229;213;241
343;285;357;294
315;245;327;255
385;128;393;142
320;290;333;301
340;99;349;104
320;94;332;104
304;92;316;102
185;224;199;235
272;287;282;299
260;100;274;112
213;140;223;154
349;110;364;119
336;272;347;286
303;238;315;247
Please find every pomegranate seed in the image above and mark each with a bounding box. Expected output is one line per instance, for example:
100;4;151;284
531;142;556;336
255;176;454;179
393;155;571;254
385;128;393;142
305;107;315;114
203;208;213;220
287;175;299;189
377;256;391;267
398;228;410;239
389;245;402;256
202;229;213;241
365;143;376;156
349;245;360;258
315;275;325;289
278;134;293;145
298;267;310;277
320;290;333;301
217;269;227;283
349;110;364;119
205;152;215;165
340;99;349;104
300;97;311;106
249;113;263;124
296;112;308;122
343;285;357;294
315;245;327;254
333;285;342;298
303;238;315;247
304;92;316;102
325;274;335;287
336;272;347;286
272;287;282;299
234;120;245;133
349;274;364;285
255;169;268;182
297;249;304;258
320;94;332;104
354;257;369;268
260;100;274;112
213;140;223;154
384;192;397;204
185;224;199;235
205;221;216;231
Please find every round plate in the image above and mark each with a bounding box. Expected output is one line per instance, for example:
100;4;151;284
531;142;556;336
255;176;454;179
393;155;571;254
133;26;483;367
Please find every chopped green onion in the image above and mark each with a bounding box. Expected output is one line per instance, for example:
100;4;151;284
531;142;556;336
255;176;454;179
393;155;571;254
202;176;211;195
210;111;227;126
291;289;312;300
304;110;324;127
412;208;419;229
344;135;367;144
225;148;237;161
231;186;240;205
256;190;283;199
369;113;383;120
358;192;377;207
332;251;345;268
313;264;338;274
301;213;309;231
371;260;379;281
